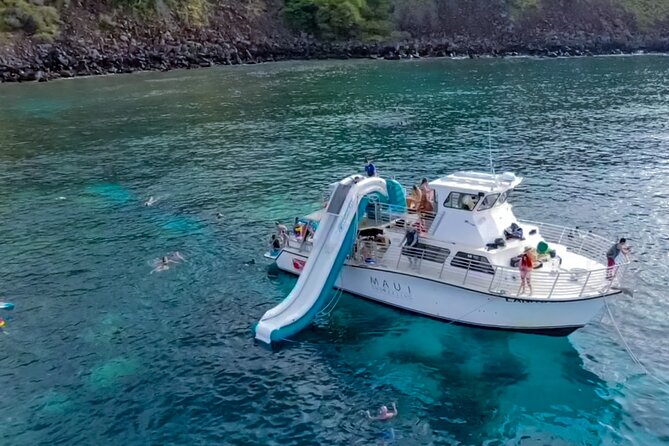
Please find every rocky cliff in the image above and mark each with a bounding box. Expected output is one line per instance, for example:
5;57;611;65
1;0;669;82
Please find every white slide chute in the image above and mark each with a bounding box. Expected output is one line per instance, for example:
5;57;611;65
254;175;388;344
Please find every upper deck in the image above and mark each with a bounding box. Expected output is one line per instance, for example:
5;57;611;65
430;171;523;194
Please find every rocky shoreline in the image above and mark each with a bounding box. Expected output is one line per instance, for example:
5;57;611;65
3;32;669;83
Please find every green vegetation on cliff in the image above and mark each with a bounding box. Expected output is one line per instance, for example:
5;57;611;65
622;0;669;26
284;0;392;40
0;0;60;39
2;0;669;43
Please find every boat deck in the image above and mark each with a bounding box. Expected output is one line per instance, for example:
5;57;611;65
282;216;627;301
357;220;625;300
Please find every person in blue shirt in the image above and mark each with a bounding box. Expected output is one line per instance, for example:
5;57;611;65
365;159;376;177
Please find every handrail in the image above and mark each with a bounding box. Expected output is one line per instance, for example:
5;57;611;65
279;206;628;299
519;219;628;266
354;237;627;300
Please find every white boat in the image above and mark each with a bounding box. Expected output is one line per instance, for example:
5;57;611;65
255;172;630;344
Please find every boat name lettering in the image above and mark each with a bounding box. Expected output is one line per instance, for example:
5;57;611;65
504;297;548;303
370;276;412;299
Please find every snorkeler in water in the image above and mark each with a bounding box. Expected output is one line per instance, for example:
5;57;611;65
366;402;398;421
151;256;174;274
144;196;159;207
150;252;187;273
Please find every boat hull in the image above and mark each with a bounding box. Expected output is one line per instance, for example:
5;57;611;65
275;249;616;336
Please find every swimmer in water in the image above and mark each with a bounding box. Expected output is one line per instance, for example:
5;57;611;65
150;256;176;274
150;252;187;273
366;402;397;421
144;196;159;207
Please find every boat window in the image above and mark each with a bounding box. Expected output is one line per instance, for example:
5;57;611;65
477;193;499;211
443;192;480;211
450;252;495;274
495;190;511;207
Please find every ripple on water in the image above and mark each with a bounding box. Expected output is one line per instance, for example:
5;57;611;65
0;56;668;445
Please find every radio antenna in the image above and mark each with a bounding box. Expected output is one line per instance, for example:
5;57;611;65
488;120;495;176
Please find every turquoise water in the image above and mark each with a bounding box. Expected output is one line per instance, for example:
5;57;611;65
1;56;668;445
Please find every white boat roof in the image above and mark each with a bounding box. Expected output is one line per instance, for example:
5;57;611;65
430;171;523;193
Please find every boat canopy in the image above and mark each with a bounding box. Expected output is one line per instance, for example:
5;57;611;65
431;171;522;194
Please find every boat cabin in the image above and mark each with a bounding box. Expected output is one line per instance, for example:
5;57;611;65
427;171;522;248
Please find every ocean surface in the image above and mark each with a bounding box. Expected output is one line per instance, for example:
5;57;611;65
0;56;668;445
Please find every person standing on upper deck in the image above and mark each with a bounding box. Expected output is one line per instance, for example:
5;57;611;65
365;158;377;177
419;178;433;201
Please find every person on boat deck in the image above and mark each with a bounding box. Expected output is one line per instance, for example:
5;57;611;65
374;234;390;249
299;224;314;251
365;159;377;177
360;239;374;263
367;402;398;421
401;225;420;266
270;234;282;253
408;185;422;211
518;247;535;295
606;238;629;279
417;191;434;215
419;178;433;201
461;195;476;211
275;221;289;245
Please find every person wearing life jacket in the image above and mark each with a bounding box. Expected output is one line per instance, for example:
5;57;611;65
518;246;535;295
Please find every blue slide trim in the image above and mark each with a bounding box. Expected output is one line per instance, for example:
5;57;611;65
385;179;407;214
270;197;369;342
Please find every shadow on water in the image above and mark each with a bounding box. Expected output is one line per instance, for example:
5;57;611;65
266;269;623;444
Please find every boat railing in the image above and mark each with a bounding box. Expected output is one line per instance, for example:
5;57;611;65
518;219;626;266
362;241;627;299
362;200;437;230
